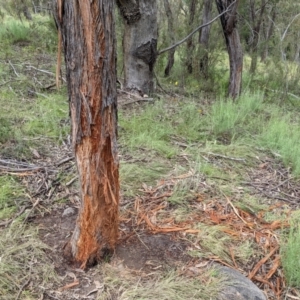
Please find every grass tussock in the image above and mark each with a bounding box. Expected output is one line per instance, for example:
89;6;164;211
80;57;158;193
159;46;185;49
0;19;31;44
188;224;233;263
260;114;300;176
97;263;224;300
0;223;57;300
281;213;300;287
210;91;264;140
0;175;25;220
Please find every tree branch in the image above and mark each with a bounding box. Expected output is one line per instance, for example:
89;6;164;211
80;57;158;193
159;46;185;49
158;1;236;55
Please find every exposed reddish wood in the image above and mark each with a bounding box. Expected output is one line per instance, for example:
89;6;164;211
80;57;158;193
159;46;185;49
55;0;119;268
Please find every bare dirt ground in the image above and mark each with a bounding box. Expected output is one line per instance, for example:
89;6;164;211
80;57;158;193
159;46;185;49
17;147;298;299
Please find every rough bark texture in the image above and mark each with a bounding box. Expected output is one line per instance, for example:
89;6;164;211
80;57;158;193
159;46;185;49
54;0;119;268
117;0;158;95
249;0;266;74
199;0;212;78
163;0;175;77
186;0;196;74
260;7;276;63
216;0;243;99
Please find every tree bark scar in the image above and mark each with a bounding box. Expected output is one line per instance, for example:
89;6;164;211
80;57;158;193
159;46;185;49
133;39;158;71
116;0;141;24
57;0;119;268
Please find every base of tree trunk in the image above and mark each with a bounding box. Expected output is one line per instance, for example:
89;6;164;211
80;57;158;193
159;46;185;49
63;241;113;268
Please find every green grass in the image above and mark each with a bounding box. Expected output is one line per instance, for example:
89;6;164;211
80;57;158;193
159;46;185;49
0;19;31;44
210;91;264;140
0;175;25;220
188;224;233;263
119;103;178;158
0;89;69;158
120;160;171;196
281;216;300;287
260;114;300;176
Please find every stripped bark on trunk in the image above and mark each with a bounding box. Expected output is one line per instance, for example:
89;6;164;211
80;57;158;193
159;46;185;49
54;0;119;268
216;0;243;99
117;0;158;95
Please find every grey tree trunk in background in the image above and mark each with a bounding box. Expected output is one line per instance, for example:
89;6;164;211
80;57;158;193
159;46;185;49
163;0;176;77
199;0;213;78
117;0;158;95
53;0;119;268
186;0;196;74
260;7;276;63
216;0;243;99
249;0;266;74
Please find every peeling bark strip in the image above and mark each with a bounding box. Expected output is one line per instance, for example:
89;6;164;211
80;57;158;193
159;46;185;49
117;0;158;95
216;0;243;99
54;0;119;268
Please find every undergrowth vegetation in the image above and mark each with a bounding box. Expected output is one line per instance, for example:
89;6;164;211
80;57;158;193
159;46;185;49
0;223;57;300
1;10;300;299
97;264;224;300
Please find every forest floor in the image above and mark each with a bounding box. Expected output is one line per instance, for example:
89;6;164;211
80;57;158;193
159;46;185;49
1;22;300;300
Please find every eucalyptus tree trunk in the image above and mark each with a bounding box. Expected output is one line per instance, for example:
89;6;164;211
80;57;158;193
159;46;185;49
199;0;212;78
186;0;197;74
163;0;176;77
54;0;119;268
261;7;276;62
249;0;266;74
117;0;158;95
216;0;243;99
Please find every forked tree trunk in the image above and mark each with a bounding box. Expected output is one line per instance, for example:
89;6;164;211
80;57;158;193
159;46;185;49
199;0;212;78
54;0;119;268
117;0;158;95
216;0;243;99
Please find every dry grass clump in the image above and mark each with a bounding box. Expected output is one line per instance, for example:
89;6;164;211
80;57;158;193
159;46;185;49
0;222;57;300
97;263;224;300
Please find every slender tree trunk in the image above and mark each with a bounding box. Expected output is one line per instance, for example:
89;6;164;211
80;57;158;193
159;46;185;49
54;0;119;268
117;0;158;95
294;33;300;63
186;0;196;74
260;7;276;63
21;0;32;20
199;0;212;78
249;0;266;74
216;0;243;99
163;0;175;77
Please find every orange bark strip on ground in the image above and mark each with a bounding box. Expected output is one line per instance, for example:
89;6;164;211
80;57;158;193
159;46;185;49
248;246;279;279
265;255;281;279
59;280;80;291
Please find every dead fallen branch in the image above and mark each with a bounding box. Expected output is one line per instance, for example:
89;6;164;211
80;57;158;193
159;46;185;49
202;152;246;162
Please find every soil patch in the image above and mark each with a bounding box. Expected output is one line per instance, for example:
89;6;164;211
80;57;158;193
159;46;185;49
34;205;192;299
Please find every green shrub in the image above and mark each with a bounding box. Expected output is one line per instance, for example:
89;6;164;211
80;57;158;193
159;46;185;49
281;218;300;287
